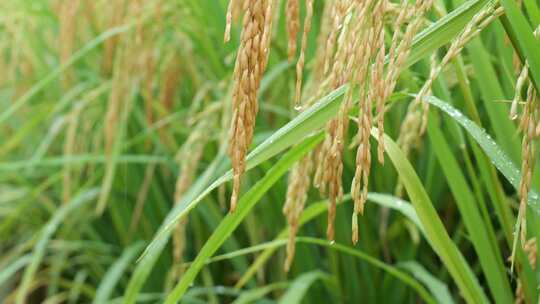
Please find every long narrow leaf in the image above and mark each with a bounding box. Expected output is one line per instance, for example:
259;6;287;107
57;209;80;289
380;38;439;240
163;133;323;303
16;189;100;304
375;129;488;303
427;95;540;213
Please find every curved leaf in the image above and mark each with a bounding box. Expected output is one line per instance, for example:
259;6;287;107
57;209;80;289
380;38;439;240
427;95;540;213
375;129;488;303
398;261;454;304
163;134;322;303
236;193;424;288
278;271;329;304
16;189;100;304
93;242;144;304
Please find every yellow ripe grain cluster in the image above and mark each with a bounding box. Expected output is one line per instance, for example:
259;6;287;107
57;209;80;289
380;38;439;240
227;0;274;212
222;0;537;275
224;0;437;268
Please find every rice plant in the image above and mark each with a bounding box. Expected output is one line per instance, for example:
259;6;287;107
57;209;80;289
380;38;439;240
1;0;540;303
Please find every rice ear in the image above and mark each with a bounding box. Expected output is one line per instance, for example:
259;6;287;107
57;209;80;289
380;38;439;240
286;0;300;63
228;0;275;212
294;0;314;107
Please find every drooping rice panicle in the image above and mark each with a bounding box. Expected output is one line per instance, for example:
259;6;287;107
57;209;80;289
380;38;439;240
371;0;386;165
314;0;388;242
283;0;334;268
384;0;434;103
286;0;300;63
294;0;314;107
228;0;275;212
418;5;503;134
397;2;500;162
351;0;386;244
283;153;313;271
516;83;537;248
322;0;350;76
314;0;362;241
378;0;434;197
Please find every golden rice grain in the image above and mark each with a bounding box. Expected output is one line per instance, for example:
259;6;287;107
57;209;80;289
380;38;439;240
228;0;274;212
322;0;350;76
418;4;502;134
225;0;244;42
350;27;374;243
371;0;386;165
294;0;314;107
286;0;300;63
511;66;529;120
283;153;313;271
314;1;364;241
384;0;433;103
517;84;537;246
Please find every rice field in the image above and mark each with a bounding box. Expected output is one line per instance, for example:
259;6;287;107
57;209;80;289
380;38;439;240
1;0;540;303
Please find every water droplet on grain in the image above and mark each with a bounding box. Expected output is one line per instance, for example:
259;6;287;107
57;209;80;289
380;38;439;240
329;240;335;245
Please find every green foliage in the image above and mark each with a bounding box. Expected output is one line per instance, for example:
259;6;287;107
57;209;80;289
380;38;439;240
1;0;539;303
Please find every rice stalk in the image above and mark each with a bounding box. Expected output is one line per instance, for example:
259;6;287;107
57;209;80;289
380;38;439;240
172;119;211;279
128;163;156;239
514;238;537;303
